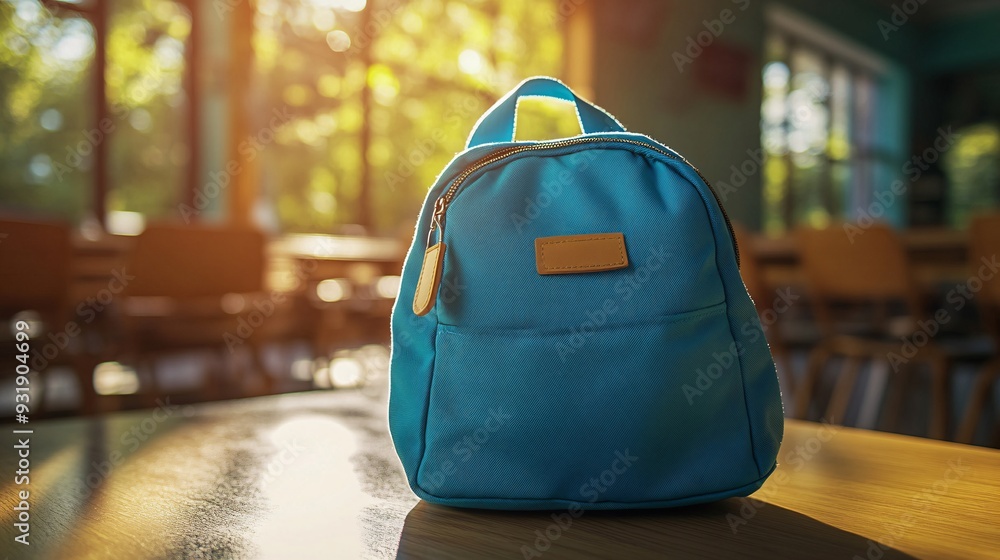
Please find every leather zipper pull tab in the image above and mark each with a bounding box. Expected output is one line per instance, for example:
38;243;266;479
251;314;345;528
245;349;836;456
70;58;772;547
413;242;446;316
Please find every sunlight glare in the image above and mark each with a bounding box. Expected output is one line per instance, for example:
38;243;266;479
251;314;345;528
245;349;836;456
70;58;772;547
458;49;484;75
93;362;140;396
326;29;351;52
339;0;367;12
316;278;352;303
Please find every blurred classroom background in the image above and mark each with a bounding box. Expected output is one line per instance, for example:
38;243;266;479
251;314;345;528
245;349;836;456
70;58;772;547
2;0;1000;446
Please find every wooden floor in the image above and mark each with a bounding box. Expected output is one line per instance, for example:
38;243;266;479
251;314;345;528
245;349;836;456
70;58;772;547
2;383;998;559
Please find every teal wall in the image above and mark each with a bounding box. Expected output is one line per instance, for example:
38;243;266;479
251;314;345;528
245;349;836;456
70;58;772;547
589;0;999;230
592;0;767;228
775;0;918;65
923;12;1000;73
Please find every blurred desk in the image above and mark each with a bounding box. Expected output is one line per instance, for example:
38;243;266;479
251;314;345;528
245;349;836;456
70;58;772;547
70;231;405;294
269;233;403;263
754;228;971;293
267;233;403;292
268;234;404;348
2;390;998;559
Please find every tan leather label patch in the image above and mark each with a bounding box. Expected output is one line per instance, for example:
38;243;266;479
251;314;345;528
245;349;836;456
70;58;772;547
412;242;446;316
535;233;628;275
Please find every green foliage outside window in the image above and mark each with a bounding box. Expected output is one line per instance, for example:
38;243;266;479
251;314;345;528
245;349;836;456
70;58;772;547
944;123;1000;227
0;0;571;233
0;1;95;221
253;0;568;235
0;0;190;224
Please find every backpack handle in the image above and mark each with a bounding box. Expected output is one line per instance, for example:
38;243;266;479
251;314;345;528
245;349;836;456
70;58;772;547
465;76;626;149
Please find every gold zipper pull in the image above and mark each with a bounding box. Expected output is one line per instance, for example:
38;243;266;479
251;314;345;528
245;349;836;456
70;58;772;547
414;197;448;316
426;197;446;246
413;242;446;316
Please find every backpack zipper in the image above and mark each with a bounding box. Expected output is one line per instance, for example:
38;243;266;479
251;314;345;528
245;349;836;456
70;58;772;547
429;137;739;267
413;137;740;316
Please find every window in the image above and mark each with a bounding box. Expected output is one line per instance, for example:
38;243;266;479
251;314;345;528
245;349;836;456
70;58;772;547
0;0;194;229
3;0;571;230
106;0;192;221
760;9;891;234
944;123;1000;227
0;0;97;221
252;0;569;235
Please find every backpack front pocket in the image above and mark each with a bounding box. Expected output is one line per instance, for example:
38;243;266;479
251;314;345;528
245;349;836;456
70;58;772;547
416;302;761;507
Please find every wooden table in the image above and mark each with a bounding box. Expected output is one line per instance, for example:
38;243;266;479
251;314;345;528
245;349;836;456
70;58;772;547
71;231;405;295
267;234;404;350
752;228;972;292
2;388;998;559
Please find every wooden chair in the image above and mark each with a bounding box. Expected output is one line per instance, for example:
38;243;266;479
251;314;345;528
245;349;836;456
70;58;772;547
732;223;795;396
120;224;276;401
957;214;1000;444
792;223;952;439
0;219;102;414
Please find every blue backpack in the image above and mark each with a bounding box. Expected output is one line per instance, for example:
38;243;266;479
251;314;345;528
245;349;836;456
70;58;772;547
389;77;783;510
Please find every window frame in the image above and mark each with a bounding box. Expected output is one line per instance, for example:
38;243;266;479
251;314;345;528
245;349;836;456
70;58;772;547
761;5;904;233
38;0;200;227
